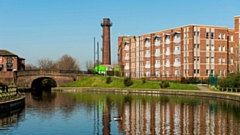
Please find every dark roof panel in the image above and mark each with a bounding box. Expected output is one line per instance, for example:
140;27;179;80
0;50;17;56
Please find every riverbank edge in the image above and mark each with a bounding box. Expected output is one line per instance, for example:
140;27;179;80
52;87;240;102
0;95;25;112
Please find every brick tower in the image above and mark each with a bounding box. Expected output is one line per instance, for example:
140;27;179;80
101;18;112;65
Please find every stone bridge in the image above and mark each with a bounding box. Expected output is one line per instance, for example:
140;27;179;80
13;70;90;89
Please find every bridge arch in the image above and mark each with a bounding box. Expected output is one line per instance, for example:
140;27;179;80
31;77;57;90
15;70;91;89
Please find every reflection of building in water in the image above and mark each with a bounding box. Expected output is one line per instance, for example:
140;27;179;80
118;99;240;135
0;107;25;128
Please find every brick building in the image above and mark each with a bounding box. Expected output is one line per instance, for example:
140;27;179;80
0;50;25;72
118;16;240;78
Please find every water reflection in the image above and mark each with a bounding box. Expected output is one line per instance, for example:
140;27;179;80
0;107;25;130
1;91;240;135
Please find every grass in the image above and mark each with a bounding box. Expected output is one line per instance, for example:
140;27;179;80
61;75;199;90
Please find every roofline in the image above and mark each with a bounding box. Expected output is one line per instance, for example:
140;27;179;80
234;15;240;17
140;24;230;36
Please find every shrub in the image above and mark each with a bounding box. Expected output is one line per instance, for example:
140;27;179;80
218;73;240;88
124;77;133;87
106;77;112;84
159;81;170;88
141;77;146;84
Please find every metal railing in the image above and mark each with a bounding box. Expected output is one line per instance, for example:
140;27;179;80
218;87;240;92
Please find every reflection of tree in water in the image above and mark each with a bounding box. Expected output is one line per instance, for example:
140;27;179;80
26;91;78;118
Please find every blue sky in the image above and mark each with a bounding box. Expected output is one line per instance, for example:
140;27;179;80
0;0;239;70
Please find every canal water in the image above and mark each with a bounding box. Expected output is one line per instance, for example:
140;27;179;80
0;90;240;135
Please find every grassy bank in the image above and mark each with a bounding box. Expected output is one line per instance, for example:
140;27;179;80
61;76;199;90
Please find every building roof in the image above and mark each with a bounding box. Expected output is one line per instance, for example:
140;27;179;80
0;50;17;56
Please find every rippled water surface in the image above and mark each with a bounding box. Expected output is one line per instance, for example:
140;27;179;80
1;90;240;135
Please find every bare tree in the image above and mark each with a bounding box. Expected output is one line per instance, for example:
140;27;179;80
85;61;94;70
57;54;80;70
25;64;38;70
94;60;102;66
37;58;57;70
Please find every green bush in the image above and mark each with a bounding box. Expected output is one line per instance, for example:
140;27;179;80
106;77;112;84
141;77;146;84
159;81;170;88
124;77;133;87
218;73;240;88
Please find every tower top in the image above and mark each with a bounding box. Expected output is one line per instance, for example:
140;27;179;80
101;18;112;27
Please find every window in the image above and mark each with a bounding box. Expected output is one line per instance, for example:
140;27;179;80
218;58;221;64
125;43;129;50
222;58;225;63
146;71;150;77
230;35;234;41
175;58;180;62
211;70;214;75
206;57;209;63
211;57;214;63
218;33;221;39
206;70;209;76
155;37;160;46
231;59;233;65
206;44;209;51
194;44;196;49
222;33;225;40
156;59;160;64
218;45;221;52
222;46;225;52
7;57;12;64
146;50;150;54
175;46;180;51
211;44;214;51
156;70;160;77
206;32;209;38
230;47;233;53
197;44;200;49
211;32;214;39
175;70;180;76
7;57;12;71
194;31;196;36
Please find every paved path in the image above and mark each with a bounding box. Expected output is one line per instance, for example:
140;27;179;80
197;85;211;91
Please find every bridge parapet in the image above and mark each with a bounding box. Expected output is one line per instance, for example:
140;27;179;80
16;70;84;77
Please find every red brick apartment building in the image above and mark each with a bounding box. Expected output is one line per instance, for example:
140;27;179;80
118;16;240;79
0;50;25;72
0;50;25;84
